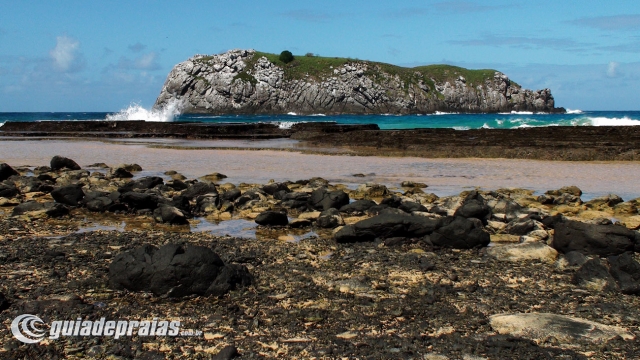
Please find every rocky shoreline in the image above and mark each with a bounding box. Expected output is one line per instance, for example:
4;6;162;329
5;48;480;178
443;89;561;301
1;157;639;359
3;121;640;161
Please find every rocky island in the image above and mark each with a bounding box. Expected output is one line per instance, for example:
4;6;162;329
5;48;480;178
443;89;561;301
154;49;564;115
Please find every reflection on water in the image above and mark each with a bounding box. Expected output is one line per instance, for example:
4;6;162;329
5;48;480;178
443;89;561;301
73;217;317;240
3;139;640;201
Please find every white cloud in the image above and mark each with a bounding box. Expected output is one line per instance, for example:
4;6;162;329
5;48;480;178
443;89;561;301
136;52;159;70
49;35;84;72
607;61;619;77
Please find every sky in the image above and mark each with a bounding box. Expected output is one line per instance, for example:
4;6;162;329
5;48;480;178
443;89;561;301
1;0;639;112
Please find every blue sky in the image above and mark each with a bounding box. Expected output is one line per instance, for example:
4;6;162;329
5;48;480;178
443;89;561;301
1;0;639;111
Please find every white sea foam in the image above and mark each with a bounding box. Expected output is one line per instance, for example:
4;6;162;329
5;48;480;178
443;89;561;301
278;121;299;129
310;114;326;117
433;111;458;115
106;98;184;122
452;126;470;130
588;116;640;126
481;123;492;129
566;109;583;114
510;111;534;115
287;112;298;116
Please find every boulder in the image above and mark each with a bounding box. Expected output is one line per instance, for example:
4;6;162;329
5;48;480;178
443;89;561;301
489;313;634;344
352;183;389;199
401;181;428;188
572;259;618;292
502;218;536;236
0;184;19;198
108;167;134;179
309;188;349;211
200;173;227;182
552;220;640;256
340;199;377;214
220;188;242;202
166;179;189;191
398;201;429;213
430;216;491;249
109;244;252;297
262;182;290;195
153;205;189;225
585;194;624;210
316;208;344;229
546;186;582;197
453;191;492;225
0;163;19;181
50;185;85;206
194;194;220;214
182;182;218;199
120;192;160;210
255;211;288;226
50;155;81;171
607;252;640;295
12;201;68;217
334;213;441;243
119;176;164;192
85;197;114;212
115;163;143;172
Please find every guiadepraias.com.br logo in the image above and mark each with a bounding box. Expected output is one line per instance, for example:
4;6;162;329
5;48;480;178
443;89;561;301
11;314;182;343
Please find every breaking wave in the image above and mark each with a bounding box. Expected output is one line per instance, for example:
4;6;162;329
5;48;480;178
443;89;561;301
106;99;184;122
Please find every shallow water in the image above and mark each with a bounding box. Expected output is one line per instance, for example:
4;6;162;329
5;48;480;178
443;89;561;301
2;138;640;201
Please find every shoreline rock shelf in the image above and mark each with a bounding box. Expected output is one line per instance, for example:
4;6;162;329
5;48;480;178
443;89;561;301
1;157;640;358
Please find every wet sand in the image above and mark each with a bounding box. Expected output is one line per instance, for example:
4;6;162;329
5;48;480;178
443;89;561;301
2;138;640;200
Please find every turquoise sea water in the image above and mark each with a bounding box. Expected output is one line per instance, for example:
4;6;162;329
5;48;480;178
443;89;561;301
1;109;640;130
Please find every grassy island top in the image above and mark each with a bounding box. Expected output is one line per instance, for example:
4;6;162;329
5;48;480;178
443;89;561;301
195;50;519;90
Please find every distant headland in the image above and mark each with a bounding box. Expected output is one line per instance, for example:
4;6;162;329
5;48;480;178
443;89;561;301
154;49;565;115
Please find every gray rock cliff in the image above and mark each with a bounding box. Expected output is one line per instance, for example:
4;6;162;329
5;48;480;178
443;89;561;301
154;49;563;115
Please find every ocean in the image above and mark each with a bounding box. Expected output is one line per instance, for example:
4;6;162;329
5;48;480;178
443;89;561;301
1;105;640;130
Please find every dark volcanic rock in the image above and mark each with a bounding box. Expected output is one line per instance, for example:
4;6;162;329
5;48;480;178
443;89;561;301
255;211;288;226
86;197;114;212
334;213;441;243
316;208;343;229
51;184;85;206
119;176;164;192
50;155;81;171
262;182;290;196
564;251;588;267
0;184;19;198
108;167;134;179
607;252;640;295
503;218;536;236
194;194;220;214
430;216;491;249
552;220;640;256
340;199;377;214
153;205;189;225
121;192;160;210
182;181;218;200
0;163;19;181
398;201;429;213
109;244;252;297
220;188;242;202
11;201;68;217
309;188;349;211
453;191;492;225
572;258;618;292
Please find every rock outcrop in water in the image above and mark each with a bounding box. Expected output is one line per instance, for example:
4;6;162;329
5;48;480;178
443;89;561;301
154;49;564;115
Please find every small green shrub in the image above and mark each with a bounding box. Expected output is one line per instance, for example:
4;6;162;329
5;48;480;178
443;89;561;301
279;50;294;64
